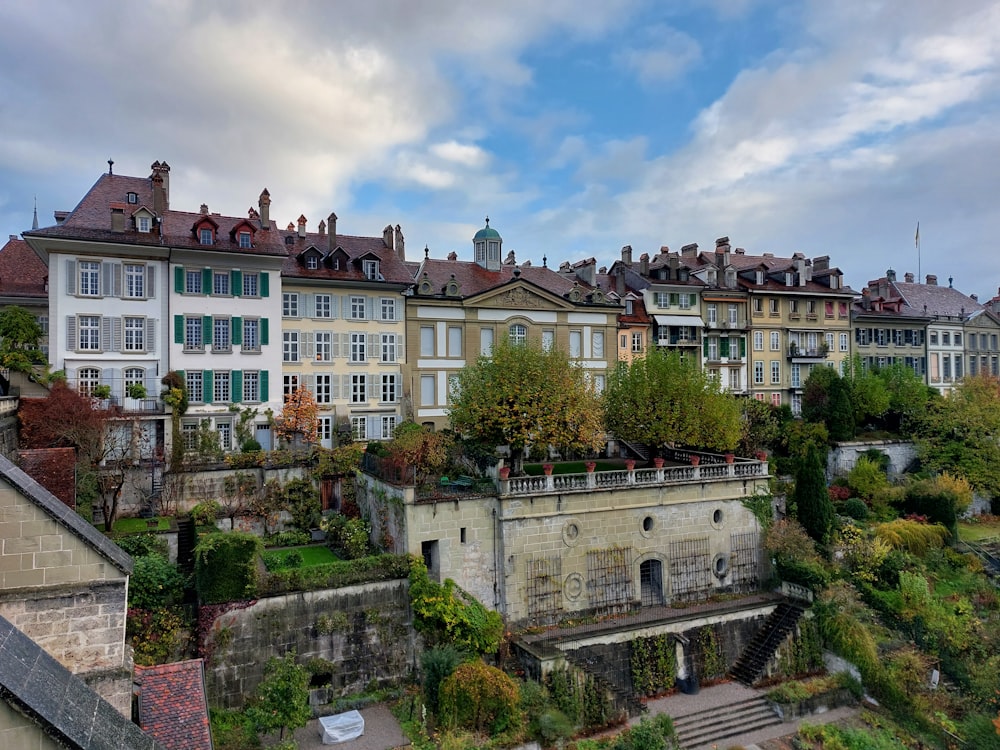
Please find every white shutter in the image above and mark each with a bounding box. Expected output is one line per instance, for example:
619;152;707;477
331;332;341;359
101;262;113;297
112;318;123;352
146;319;156;353
395;336;402;362
108;368;121;400
304;332;315;359
146;265;156;298
101;317;112;352
342;374;351;401
302;293;312;318
66;260;77;294
307;374;316;397
342;296;351;318
330;295;339;319
369;416;381;440
366;297;376;320
66;316;77;350
331;375;340;400
112;263;123;297
367;333;378;360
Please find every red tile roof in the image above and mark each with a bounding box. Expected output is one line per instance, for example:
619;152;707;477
280;229;413;285
135;659;213;750
0;237;48;299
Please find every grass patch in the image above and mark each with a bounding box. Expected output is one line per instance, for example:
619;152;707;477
958;518;1000;543
262;544;337;570
110;517;170;533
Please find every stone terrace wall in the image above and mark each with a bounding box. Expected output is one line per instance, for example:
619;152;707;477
827;440;917;479
203;579;414;709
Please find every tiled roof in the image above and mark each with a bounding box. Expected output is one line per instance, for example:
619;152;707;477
280;229;413;285
0;615;163;750
0;237;47;299
415;258;611;302
893;281;983;319
0;451;132;575
136;659;213;750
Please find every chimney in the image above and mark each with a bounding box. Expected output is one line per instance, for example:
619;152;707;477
151;172;165;217
862;287;871;310
447;251;458;261
383;225;393;248
297;214;307;238
200;203;209;215
926;274;937;285
621;245;633;267
575;259;596;286
734;247;745;254
796;258;808;285
714;236;730;262
904;272;914;283
54;210;69;225
328;212;337;253
110;203;126;232
639;253;649;276
395;224;405;260
615;265;625;295
971;294;978;302
669;254;679;274
150;161;170;209
812;255;830;272
876;277;889;300
318;220;326;236
258;189;271;229
680;243;698;257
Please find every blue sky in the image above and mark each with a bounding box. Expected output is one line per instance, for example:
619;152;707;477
2;1;999;298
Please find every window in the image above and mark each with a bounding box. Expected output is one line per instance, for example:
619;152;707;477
124;367;144;393
509;324;527;345
753;298;763;314
79;315;100;351
592;331;604;358
770;360;781;384
363;259;380;280
770;331;780;351
942;332;951;346
314;294;332;318
480;328;494;355
382;374;398;403
79;261;100;296
78;367;100;396
238;231;251;248
186;371;203;403
381;334;397;363
306;256;319;270
754;361;764;385
542;329;554;351
621;334;627;350
213;272;230;296
447;327;462;357
420;375;435;406
315;332;332;362
791;363;801;388
807;300;816;316
127;192;138;204
678;294;691;310
420;326;434;356
214;372;230;403
244;371;260;402
655;292;669;308
212;317;231;352
124;264;145;298
954;332;962;346
283;331;299;362
929;331;938;345
185;269;202;294
771;392;781;407
380;298;396;321
216;421;232;451
284;374;300;398
313;374;332;404
242;318;260;352
788;300;798;316
350;296;366;320
825;300;834;318
970;356;978;376
729;369;740;391
351;416;367;441
283;293;299;317
728;304;738;325
769;299;778;315
840;333;849;352
124;317;145;352
707;338;718;360
351;374;367;403
707;304;717;324
350;333;366;362
632;332;643;353
753;331;763;351
199;228;213;245
243;272;259;297
381;415;397;438
825;333;835;353
625;299;633;315
569;330;582;358
182;421;198;450
184;316;203;351
592;374;606;394
943;355;952;380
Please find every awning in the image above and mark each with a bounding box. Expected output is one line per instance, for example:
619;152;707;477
654;314;705;327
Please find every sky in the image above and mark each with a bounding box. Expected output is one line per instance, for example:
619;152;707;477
2;0;999;298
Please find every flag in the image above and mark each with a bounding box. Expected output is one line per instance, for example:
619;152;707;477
915;222;920;248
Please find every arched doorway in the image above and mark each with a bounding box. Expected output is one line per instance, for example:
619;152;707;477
640;559;664;606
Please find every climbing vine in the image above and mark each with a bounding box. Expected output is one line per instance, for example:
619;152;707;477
630;634;677;696
698;626;726;682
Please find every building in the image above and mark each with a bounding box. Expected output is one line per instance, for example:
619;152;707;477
406;221;620;430
0;235;49;363
279;216;411;446
852;271;931;379
636;247;705;362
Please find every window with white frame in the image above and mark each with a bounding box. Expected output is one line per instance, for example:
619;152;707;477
351;416;367;441
420;326;434;356
770;331;780;351
625;299;633;315
363;259;379;280
481;328;494;355
769;299;778;314
825;333;834;352
350;333;366;362
753;331;763;351
708;338;718;360
238;231;252;249
181;421;198;450
306;256;319;270
350;296;366;320
707;304;717;324
753;361;764;385
315;294;333;319
186;371;203;403
678;294;691;310
242;272;259;297
137;216;150;232
319;416;333;443
420;374;435;406
216;421;232;451
199;228;213;245
840;333;848;352
770;360;780;384
380;298;396;321
447;327;462;357
592;374;606;394
656;292;670;308
214;371;230;403
78;367;100;396
381;415;397;438
381;334;397;363
244;371;260;402
729;369;740;390
124;367;144;393
791;363;801;388
632;332;643;353
124;264;145;298
315;331;332;361
124;316;145;352
728;304;738;325
381;374;398;403
214;318;231;352
213;272;230;296
184;316;202;351
242;318;260;352
79;315;100;351
283;293;299;317
542;329;554;351
283;331;299;362
185;269;202;294
283;374;300;398
314;374;332;404
771;392;781;406
351;374;367;403
753;297;763;313
79;261;100;296
509;324;527;345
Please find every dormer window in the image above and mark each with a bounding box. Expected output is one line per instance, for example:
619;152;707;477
625;299;633;315
306;256;318;270
756;270;764;285
137;216;151;233
238;231;252;249
487;241;499;266
707;269;717;284
200;228;214;245
333;257;340;270
284;235;294;245
725;269;736;287
127;192;138;204
363;259;380;280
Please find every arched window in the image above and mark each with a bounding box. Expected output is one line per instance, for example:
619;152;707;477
78;367;100;397
640;559;664;606
509;324;527;345
124;367;144;397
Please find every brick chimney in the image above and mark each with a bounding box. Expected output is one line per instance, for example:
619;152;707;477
110;203;126;232
395;224;405;260
297;215;307;238
150;161;170;211
318;219;326;236
639;253;649;276
327;212;337;252
680;243;698;257
383;225;393;248
621;245;632;267
151;172;166;217
258;189;271;229
926;274;937;285
812;255;830;272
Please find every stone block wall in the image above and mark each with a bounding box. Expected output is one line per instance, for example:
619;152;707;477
203;579;415;709
827;440;917;479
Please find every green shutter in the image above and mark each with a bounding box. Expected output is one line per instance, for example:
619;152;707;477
260;370;269;402
174;267;184;293
203;370;213;399
670;293;679;305
703;337;709;356
232;317;242;345
689;293;697;307
261;318;269;345
721;338;730;357
260;272;269;298
201;268;212;294
740;338;747;357
232;371;243;403
203;316;212;344
174;315;184;344
232;269;242;297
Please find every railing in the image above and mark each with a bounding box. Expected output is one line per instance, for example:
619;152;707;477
787;346;829;359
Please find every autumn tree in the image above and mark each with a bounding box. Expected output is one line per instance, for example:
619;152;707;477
273;385;319;447
603;348;741;456
448;340;604;475
386;421;452;484
737;397;780;457
879;362;934;433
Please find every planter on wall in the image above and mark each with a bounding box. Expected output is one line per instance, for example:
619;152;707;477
690;455;700;466
653;457;665;469
499;466;510;479
624;459;636;471
585;461;597;472
725;453;735;464
543;464;554;476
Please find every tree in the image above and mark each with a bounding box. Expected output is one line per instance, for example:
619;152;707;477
0;305;44;374
826;377;855;441
801;365;838;424
737;398;780;457
448;340;604;475
274;385;319;447
843;356;890;428
386;421;451;484
603;348;741;456
914;374;1000;499
794;443;834;544
246;652;311;741
879;363;933;433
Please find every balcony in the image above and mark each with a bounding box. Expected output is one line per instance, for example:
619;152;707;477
787;344;829;362
66;378;166;415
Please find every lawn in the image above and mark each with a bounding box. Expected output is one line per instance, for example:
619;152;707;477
107;517;170;533
957;516;1000;543
262;544;338;570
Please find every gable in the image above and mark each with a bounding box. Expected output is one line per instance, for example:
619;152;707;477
470;281;573;312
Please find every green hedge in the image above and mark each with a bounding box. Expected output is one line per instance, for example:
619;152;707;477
194;532;262;604
258;553;411;596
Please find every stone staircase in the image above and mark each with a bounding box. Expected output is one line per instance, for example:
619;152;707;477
728;601;805;686
617;439;650;462
671;695;782;749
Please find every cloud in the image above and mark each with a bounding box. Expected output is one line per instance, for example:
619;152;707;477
430;141;490;168
615;26;702;85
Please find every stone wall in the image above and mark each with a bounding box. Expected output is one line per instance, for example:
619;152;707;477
202;579;415;710
827;440;917;479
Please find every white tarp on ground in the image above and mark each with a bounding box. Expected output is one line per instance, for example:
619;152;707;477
320;710;365;744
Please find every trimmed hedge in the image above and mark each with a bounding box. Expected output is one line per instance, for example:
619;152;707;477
195;532;262;604
258;553;411;596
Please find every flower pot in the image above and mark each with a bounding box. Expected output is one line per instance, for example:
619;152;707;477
624;459;636;471
755;451;768;462
542;463;554;476
690;455;700;466
585;461;597;473
725;453;735;464
653;457;665;469
499;466;510;479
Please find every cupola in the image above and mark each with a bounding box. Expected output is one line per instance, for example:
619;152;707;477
473;217;501;271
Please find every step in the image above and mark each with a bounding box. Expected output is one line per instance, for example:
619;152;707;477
670;696;768;727
673;698;781;748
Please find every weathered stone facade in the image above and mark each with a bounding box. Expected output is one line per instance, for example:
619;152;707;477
826;439;917;479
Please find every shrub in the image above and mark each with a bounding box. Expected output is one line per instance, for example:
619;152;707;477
840;497;869;521
848;455;889;500
874;519;950;556
409;559;504;655
130;553;186;610
422;645;464;716
128;606;186;666
259;553;410;596
194;532;262;604
245;652;311;741
190;500;221;527
266;530;311;548
438;661;520;734
115;532;168;559
605;714;676;750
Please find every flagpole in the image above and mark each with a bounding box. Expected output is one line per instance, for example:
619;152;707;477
916;222;920;281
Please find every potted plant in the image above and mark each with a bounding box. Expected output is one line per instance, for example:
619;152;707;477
624;459;636;471
499;466;510;480
690;455;700;466
725;453;735;464
653;457;665;469
755;450;768;462
542;463;554;476
92;384;112;400
126;382;148;399
584;461;597;473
